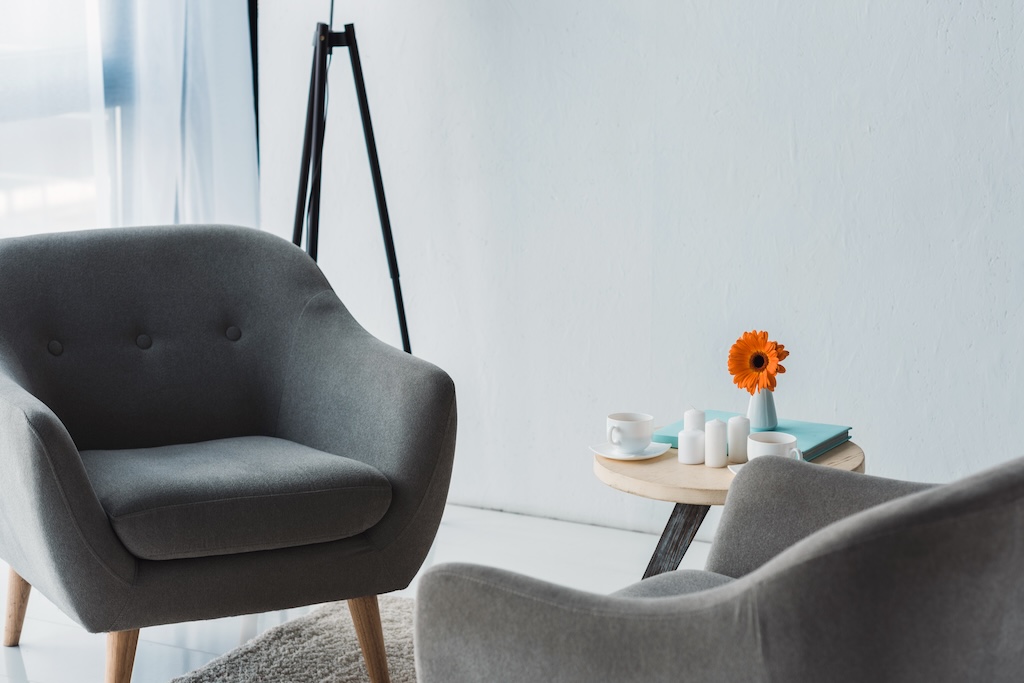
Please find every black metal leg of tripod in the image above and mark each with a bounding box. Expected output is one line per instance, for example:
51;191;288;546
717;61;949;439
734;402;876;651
291;22;411;354
293;23;331;256
309;24;331;262
342;24;411;355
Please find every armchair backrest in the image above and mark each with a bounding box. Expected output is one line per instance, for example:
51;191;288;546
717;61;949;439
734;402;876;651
0;225;333;451
750;456;1024;680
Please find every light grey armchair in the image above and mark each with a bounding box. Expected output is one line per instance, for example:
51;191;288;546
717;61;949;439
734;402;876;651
0;225;457;683
416;455;1024;682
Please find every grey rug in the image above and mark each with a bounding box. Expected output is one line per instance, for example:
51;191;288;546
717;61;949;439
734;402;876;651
171;597;416;683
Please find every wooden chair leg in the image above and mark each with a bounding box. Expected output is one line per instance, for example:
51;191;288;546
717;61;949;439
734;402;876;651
105;629;140;683
4;568;31;647
348;595;390;683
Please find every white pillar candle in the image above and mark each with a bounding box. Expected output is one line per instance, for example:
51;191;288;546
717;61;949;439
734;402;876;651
727;415;750;464
683;408;705;432
704;419;728;468
677;430;705;465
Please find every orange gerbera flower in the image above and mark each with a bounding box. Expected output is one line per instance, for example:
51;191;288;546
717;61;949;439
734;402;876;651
728;330;789;395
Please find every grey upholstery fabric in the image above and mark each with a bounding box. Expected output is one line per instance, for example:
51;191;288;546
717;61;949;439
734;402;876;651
611;569;733;598
80;436;392;560
706;456;936;577
416;455;1024;682
0;225;457;633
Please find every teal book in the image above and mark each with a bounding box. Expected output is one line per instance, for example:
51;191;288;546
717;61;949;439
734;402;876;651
653;411;851;462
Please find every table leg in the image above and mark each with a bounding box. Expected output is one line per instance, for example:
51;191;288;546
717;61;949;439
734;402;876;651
643;503;710;579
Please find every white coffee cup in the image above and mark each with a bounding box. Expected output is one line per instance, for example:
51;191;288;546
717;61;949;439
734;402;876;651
607;413;653;454
747;432;803;461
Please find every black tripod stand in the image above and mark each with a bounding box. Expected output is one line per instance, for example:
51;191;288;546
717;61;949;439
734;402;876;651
293;22;411;354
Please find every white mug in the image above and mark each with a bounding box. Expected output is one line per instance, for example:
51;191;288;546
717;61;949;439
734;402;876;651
747;432;803;461
607;413;653;454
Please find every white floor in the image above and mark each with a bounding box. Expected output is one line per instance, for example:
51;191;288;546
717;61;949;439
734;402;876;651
0;505;709;683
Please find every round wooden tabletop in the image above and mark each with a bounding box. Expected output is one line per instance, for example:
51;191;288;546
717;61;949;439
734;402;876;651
594;441;865;506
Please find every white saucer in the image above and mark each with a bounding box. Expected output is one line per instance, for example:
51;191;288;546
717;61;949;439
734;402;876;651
727;464;746;475
590;441;671;461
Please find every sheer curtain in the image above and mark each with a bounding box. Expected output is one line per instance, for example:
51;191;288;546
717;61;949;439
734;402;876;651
0;0;259;238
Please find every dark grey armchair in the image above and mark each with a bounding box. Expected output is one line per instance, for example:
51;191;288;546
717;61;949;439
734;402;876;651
0;225;457;683
416;455;1024;682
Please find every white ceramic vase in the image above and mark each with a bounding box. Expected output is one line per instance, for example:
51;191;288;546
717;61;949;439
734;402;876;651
747;389;778;431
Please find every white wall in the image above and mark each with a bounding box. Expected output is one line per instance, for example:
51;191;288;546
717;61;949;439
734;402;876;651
259;1;1024;537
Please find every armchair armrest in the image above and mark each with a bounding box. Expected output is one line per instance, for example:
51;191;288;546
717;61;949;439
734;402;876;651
0;358;137;632
415;563;761;683
275;291;457;584
705;456;934;577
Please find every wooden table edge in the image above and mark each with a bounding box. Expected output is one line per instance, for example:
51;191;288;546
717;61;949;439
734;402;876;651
593;455;728;505
594;441;865;507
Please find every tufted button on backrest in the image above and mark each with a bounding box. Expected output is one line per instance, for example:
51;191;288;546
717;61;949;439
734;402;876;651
0;225;334;451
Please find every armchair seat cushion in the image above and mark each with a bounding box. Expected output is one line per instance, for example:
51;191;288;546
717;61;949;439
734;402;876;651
80;436;392;560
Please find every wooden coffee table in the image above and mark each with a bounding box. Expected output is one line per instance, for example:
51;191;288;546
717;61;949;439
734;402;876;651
594;441;865;578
